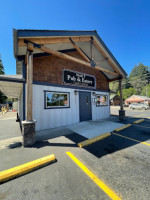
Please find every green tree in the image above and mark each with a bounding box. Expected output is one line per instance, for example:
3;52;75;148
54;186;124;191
110;63;150;100
122;77;132;89
0;55;5;75
118;88;136;100
0;55;7;103
129;63;150;79
141;84;150;97
129;63;150;94
109;81;119;93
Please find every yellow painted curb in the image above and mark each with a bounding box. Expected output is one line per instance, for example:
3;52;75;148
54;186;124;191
0;154;56;184
133;119;144;124
78;132;111;148
114;124;131;132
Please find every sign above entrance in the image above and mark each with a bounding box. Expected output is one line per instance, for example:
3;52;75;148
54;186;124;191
63;69;96;88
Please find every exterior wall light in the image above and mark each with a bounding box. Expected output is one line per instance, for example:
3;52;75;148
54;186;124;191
74;90;78;95
92;92;96;96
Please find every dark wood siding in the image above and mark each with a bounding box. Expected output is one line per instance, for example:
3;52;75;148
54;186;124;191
33;51;109;91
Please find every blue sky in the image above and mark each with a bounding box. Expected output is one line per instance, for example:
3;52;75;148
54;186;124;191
0;0;150;76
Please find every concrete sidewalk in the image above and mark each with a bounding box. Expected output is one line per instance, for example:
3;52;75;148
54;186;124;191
36;118;124;141
0;115;124;149
0;111;17;120
0;111;21;140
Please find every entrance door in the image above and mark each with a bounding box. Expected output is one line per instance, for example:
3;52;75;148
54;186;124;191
79;91;92;122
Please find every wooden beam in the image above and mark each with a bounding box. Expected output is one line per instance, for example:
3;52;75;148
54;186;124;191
108;77;122;82
119;79;123;110
18;36;91;46
90;37;93;60
25;54;27;65
69;38;90;62
27;42;34;51
32;44;119;76
95;66;118;76
26;51;33;121
25;42;34;65
93;39;122;75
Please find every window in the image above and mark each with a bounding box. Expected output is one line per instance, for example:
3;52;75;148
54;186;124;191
45;91;70;109
96;95;108;106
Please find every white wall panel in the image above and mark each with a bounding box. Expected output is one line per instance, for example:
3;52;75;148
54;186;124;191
92;92;110;120
33;85;80;131
33;84;110;131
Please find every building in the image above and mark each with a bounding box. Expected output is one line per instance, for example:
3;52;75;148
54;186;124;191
0;29;127;146
125;95;150;105
110;94;120;106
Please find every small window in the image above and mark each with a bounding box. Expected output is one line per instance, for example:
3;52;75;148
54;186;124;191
96;95;108;106
45;91;70;109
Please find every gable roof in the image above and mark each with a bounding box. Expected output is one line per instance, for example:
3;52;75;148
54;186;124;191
13;29;127;80
125;95;150;101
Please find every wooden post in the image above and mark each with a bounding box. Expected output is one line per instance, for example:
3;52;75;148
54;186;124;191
22;47;35;147
26;50;33;121
119;79;123;110
119;79;125;121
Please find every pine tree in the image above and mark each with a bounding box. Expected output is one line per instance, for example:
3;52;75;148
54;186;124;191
0;55;5;75
0;55;7;103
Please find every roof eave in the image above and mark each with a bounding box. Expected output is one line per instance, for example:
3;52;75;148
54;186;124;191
13;29;127;78
94;30;127;77
0;75;25;83
13;28;18;59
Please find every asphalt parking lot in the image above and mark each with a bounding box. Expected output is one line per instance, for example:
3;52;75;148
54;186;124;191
111;106;150;120
0;109;150;200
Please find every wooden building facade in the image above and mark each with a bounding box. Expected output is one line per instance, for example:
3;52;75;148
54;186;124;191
0;29;127;146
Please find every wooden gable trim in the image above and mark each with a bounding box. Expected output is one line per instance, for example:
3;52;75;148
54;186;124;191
23;40;119;77
69;37;90;62
93;38;122;76
18;36;91;46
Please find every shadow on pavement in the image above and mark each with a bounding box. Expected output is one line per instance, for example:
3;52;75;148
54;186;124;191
7;142;22;149
6;116;150;159
65;117;150;158
7;140;78;149
31;140;77;149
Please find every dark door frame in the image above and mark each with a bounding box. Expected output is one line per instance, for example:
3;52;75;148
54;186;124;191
79;91;92;122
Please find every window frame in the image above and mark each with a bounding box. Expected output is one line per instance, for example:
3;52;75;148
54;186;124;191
96;94;108;107
44;91;70;109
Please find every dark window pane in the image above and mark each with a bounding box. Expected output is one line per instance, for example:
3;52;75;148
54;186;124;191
46;92;69;108
96;95;108;106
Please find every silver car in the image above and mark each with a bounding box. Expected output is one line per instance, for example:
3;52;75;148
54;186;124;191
129;103;149;110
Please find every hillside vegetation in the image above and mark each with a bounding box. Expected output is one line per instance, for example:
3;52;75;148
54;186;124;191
110;63;150;100
0;55;7;103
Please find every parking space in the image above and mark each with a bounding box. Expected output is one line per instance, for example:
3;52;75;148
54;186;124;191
0;115;150;200
0;137;112;200
115;120;150;143
111;106;150;120
0;107;150;200
134;118;150;127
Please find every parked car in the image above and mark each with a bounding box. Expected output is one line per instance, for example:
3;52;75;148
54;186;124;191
129;103;149;110
123;104;129;107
